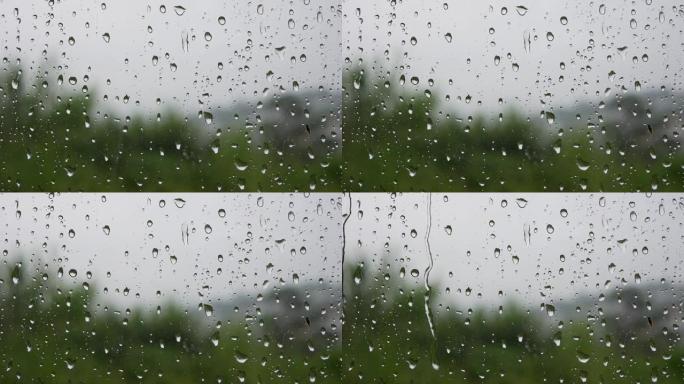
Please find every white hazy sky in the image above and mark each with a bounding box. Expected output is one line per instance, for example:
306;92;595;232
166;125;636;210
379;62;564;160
345;193;683;315
2;0;682;124
0;0;342;120
1;193;681;317
344;0;684;118
0;193;345;314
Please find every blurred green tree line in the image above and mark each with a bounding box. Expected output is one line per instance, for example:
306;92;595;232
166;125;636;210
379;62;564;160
1;260;681;383
0;67;680;191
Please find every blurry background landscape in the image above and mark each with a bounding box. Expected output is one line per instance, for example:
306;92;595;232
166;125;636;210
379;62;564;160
0;193;681;382
1;64;681;191
0;1;681;191
0;0;682;382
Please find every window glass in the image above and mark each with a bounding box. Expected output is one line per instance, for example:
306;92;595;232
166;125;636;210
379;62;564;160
0;1;342;191
0;0;682;382
342;1;683;191
344;193;683;381
1;193;343;382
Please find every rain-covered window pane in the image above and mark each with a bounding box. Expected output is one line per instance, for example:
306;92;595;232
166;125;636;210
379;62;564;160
342;1;683;191
0;0;682;382
0;1;342;191
1;193;344;381
344;193;684;382
1;191;682;382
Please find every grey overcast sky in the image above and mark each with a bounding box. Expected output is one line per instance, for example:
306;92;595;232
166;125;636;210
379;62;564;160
1;193;345;313
1;193;681;317
345;0;684;117
2;0;682;124
0;0;342;119
345;193;683;314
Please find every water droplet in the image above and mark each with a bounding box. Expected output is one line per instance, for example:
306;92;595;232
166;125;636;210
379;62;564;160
545;111;555;124
173;5;186;16
234;350;248;364
576;350;590;363
545;304;555;317
234;159;248;171
210;331;220;346
11;266;21;285
576;157;590;171
515;5;528;16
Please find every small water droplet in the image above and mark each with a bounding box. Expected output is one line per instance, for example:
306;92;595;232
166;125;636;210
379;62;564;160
576;350;590;363
173;5;186;16
515;5;528;16
234;350;248;364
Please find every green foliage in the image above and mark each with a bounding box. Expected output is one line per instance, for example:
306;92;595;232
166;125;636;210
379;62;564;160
0;262;340;383
343;262;684;383
0;67;681;191
341;67;683;191
0;68;339;191
1;260;681;383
